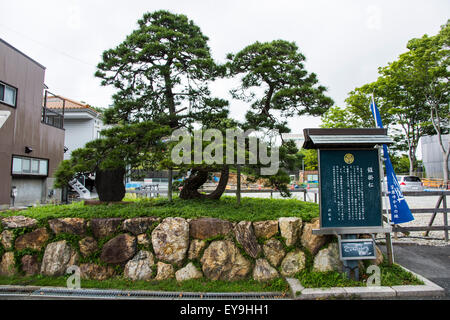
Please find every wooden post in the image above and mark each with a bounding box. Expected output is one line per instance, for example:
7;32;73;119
385;232;394;265
236;165;241;205
424;194;443;237
443;195;448;241
168;168;173;202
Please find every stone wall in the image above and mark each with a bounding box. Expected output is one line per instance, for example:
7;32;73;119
0;215;383;282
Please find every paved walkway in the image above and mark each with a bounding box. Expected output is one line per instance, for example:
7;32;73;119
380;243;450;299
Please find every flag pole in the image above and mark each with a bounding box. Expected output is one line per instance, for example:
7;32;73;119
372;94;395;264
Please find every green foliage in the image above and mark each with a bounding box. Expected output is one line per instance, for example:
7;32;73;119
51;233;81;252
378;262;423;286
297;255;423;289
300;149;318;171
321;106;371;129
57;10;233;200
53;160;76;189
96;10;226;129
224;39;333;197
227;39;333;133
389;154;423;174
298;270;363;288
54;121;171;188
321;21;449;175
2;197;318;222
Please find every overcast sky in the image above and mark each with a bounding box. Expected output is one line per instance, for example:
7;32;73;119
1;0;448;135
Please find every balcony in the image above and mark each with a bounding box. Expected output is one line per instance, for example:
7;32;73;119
42;106;64;129
41;90;64;129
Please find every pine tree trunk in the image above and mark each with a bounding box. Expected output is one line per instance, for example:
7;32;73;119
95;168;126;202
205;166;229;200
408;147;416;176
179;166;229;200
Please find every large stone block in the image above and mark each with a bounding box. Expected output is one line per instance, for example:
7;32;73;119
0;230;14;250
175;262;203;281
313;243;343;273
124;250;155;281
301;219;329;255
253;258;279;282
280;249;306;277
80;263;116;281
79;237;98;257
155;262;175;281
15;228;49;251
151;217;189;266
234;221;261;258
188;239;207;260
21;255;40;276
100;234;136;264
278;217;302;246
90;218;123;239
40;240;79;276
253;220;278;239
189;218;233;240
122;217;159;235
0;252;16;276
200;240;251;281
263;239;286;267
48;218;87;235
2;216;37;229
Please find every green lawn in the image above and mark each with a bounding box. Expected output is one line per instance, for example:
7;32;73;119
1;196;319;222
296;259;424;288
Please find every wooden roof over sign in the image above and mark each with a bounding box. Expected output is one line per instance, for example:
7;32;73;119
302;128;394;149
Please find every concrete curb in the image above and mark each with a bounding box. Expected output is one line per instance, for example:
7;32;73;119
286;264;445;300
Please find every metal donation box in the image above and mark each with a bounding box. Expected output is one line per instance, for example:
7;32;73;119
303;128;393;277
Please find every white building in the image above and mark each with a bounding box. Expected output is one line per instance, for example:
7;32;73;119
46;95;107;159
421;134;450;180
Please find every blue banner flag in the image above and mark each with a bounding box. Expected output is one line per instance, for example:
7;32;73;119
370;97;414;224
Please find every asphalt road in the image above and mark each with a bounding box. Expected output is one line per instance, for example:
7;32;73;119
380;243;450;300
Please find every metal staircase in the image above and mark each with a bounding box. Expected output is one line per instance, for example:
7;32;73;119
69;178;91;199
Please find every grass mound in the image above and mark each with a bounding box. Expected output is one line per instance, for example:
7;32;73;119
1;196;319;222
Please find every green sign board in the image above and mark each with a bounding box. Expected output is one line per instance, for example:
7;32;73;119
319;149;382;229
339;239;376;260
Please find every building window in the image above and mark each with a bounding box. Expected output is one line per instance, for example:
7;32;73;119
12;156;48;176
0;81;17;107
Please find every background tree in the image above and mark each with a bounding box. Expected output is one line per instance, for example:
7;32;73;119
301;149;318;171
226;40;333;195
227;40;334;134
399;21;449;186
320;21;450;176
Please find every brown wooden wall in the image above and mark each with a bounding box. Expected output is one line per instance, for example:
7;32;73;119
0;39;64;206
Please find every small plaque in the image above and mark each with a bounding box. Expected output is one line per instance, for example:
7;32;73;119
339;238;376;260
